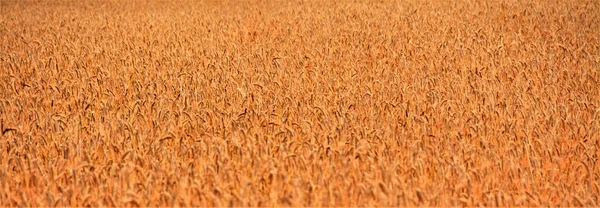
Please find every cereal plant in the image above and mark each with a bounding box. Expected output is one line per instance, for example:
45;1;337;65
0;0;598;206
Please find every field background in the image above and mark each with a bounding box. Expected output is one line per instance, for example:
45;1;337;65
1;0;599;206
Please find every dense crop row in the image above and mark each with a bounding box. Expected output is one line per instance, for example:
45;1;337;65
1;0;599;206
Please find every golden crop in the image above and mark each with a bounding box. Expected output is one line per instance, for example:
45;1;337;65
1;0;599;206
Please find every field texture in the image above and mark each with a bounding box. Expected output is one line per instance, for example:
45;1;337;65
1;0;599;206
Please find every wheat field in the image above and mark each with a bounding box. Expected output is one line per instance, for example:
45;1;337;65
1;0;599;206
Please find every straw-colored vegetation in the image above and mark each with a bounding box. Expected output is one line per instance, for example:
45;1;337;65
1;0;599;206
